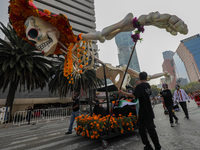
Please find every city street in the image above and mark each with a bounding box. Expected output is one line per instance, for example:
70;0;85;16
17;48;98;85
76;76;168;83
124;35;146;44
0;100;200;150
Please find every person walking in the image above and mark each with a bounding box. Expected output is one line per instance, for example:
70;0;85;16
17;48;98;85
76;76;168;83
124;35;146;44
26;106;33;125
66;93;80;134
173;85;190;119
118;72;161;150
160;83;178;127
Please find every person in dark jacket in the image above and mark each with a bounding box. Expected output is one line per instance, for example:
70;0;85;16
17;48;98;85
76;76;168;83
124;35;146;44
118;72;161;150
26;106;33;125
160;83;178;127
66;93;80;134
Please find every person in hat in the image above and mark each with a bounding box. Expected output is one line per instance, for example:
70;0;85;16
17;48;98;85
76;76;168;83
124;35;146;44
160;83;178;127
174;85;190;119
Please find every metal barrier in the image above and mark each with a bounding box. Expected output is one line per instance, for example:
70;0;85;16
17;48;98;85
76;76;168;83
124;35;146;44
13;107;70;126
0;107;10;128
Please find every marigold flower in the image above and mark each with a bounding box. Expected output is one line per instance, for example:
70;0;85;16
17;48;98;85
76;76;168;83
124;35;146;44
79;64;83;68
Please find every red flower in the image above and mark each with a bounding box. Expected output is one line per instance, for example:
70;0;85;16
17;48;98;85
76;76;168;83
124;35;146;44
131;33;140;42
132;17;141;28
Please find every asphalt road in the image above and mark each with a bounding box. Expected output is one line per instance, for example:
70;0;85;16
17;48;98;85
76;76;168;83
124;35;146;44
0;100;200;150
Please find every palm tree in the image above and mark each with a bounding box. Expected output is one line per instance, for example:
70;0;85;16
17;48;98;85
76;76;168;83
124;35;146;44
49;56;103;98
0;23;54;119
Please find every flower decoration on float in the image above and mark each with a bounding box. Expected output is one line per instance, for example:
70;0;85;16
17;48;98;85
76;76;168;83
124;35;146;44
9;0;77;54
75;113;138;139
131;17;145;43
9;0;90;84
63;39;90;83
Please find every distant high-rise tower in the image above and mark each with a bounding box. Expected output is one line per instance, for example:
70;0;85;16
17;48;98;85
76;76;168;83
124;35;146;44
175;34;200;82
115;32;140;72
162;51;174;60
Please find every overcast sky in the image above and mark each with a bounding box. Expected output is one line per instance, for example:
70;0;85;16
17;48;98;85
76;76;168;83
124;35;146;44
1;0;200;85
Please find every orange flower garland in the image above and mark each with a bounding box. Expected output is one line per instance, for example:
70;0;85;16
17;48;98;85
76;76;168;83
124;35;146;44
63;43;74;77
75;113;137;139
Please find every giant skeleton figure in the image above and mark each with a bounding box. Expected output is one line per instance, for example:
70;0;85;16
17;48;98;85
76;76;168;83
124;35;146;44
9;0;188;90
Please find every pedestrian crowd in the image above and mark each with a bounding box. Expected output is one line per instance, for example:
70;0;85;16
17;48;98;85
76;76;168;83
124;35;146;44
65;71;196;150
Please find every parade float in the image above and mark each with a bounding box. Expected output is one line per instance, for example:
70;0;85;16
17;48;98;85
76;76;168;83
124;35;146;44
9;0;188;148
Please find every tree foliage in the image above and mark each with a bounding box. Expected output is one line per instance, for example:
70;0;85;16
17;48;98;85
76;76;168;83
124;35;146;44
49;56;103;97
181;81;200;94
0;22;53;118
151;85;160;97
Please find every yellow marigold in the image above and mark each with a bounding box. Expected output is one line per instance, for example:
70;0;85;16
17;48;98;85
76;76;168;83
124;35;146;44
43;9;51;15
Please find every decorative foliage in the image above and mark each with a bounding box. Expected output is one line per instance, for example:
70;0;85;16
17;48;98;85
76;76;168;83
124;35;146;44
49;57;103;97
131;17;145;43
63;40;91;82
75;113;138;139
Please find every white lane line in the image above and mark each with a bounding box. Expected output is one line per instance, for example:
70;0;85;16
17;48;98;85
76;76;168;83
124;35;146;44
2;144;27;150
27;135;81;150
10;137;38;145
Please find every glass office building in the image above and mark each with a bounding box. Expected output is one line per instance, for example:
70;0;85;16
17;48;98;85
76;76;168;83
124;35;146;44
115;32;140;72
173;52;189;85
175;34;200;82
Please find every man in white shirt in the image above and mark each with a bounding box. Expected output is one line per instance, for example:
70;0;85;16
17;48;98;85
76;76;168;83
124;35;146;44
173;85;190;119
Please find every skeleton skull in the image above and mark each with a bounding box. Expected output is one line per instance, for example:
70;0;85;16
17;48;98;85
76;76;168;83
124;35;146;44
25;16;60;56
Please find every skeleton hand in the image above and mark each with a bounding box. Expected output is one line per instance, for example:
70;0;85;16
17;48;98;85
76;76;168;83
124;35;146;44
163;70;173;84
163;70;170;77
138;11;188;35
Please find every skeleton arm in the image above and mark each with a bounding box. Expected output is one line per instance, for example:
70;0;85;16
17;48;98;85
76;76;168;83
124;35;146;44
138;11;188;35
82;11;188;42
147;71;171;81
122;65;172;82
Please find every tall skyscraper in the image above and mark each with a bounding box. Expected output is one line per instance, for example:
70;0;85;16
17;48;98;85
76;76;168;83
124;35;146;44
162;51;177;89
173;52;190;84
175;34;200;82
162;51;174;60
115;32;140;72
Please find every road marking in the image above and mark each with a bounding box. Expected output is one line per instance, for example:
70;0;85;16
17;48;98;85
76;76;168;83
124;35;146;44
10;137;37;145
27;136;81;150
2;144;27;150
